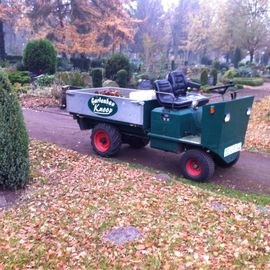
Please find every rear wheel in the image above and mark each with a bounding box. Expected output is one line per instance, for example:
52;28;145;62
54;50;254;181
180;149;215;182
214;152;240;168
91;123;122;157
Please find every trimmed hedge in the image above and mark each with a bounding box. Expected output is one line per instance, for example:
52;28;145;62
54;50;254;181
234;78;264;86
224;77;264;87
105;53;130;80
200;69;208;85
116;69;128;88
23;39;57;74
91;68;103;87
0;71;29;190
7;71;30;85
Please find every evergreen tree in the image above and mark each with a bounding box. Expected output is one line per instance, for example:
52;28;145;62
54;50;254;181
0;71;29;190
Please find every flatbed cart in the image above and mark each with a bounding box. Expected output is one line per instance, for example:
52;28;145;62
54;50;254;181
66;71;254;181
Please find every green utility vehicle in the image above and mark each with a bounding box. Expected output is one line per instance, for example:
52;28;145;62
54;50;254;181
66;71;254;181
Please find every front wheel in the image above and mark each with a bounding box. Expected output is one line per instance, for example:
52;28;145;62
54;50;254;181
180;149;215;182
91;123;122;157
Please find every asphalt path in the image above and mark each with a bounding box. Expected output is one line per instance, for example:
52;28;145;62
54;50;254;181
23;107;270;196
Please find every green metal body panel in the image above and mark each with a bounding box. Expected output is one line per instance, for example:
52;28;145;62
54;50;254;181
148;96;254;163
201;96;254;162
149;107;202;153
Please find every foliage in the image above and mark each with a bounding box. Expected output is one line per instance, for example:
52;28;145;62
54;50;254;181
91;68;103;88
91;59;104;68
16;62;27;71
212;60;221;70
237;66;260;78
12;83;31;95
1;139;270;268
200;56;212;66
0;60;11;68
116;69;128;88
70;57;90;72
200;69;208;85
57;71;88;87
36;74;55;87
102;80;119;87
233;47;242;68
57;57;73;72
233;78;264;87
7;71;30;85
105;53;130;80
0;71;29;190
23;0;137;55
210;68;218;85
23;39;57;75
246;96;270;152
223;68;238;79
132;0;167;72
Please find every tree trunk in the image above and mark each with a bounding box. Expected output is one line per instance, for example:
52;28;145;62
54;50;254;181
0;20;5;60
249;49;254;63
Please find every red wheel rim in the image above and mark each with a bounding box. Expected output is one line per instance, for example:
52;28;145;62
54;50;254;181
94;130;110;152
186;159;202;177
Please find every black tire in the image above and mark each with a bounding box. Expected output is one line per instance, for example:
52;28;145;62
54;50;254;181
214;152;240;168
91;123;122;157
125;136;149;149
180;149;215;182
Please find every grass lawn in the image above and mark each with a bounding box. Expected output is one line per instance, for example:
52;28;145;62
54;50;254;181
1;140;270;269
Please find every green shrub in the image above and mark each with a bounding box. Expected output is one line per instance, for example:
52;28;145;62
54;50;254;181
7;71;30;85
23;39;57;74
70;56;90;72
91;58;104;68
103;80;119;87
233;47;242;68
36;74;55;87
212;60;221;70
12;83;31;95
236;84;244;89
200;56;212;65
223;68;238;79
57;57;73;72
0;71;29;190
200;69;208;85
105;53;130;80
57;70;87;87
91;68;103;87
234;77;264;86
210;69;218;85
223;77;264;86
116;69;128;88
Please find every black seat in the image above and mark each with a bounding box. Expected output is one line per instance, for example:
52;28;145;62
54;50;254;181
168;71;202;96
154;79;193;109
168;71;188;97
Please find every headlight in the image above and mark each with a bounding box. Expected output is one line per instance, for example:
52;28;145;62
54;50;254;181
224;113;231;123
247;107;252;116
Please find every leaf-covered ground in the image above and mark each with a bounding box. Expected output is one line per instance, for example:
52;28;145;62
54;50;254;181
1;141;270;269
246;96;270;152
20;95;59;109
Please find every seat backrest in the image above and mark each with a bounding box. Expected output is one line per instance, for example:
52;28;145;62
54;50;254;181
168;71;188;97
154;79;173;107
